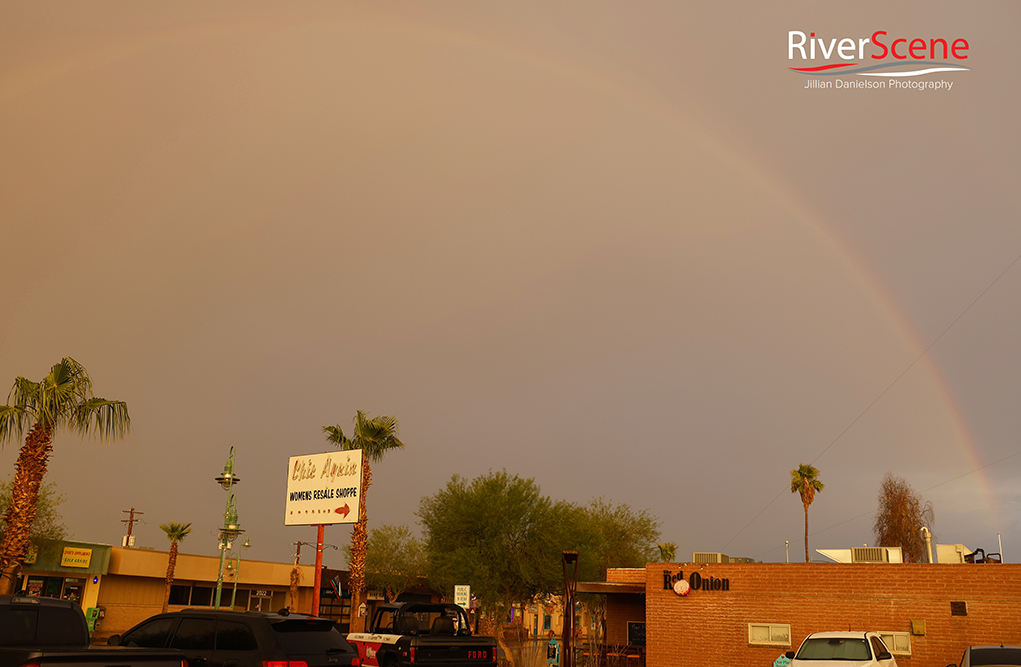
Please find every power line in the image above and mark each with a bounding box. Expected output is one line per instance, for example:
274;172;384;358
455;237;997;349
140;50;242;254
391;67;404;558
751;447;1021;560
723;247;1021;554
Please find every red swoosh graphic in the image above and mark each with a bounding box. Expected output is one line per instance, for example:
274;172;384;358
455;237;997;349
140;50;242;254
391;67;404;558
789;63;858;72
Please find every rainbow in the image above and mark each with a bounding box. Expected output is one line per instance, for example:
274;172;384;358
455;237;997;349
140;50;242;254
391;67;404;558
1;14;995;522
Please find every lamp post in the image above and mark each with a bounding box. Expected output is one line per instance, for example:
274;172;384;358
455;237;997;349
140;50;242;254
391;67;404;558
562;551;578;667
214;447;244;610
225;534;252;610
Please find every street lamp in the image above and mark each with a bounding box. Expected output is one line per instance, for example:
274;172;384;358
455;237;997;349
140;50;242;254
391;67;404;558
214;447;247;609
225;534;252;610
562;551;579;667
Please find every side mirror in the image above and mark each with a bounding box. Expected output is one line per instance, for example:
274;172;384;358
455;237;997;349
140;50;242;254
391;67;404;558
785;651;795;659
107;635;121;646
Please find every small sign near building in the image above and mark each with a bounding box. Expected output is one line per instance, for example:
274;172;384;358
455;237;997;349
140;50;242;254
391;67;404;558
284;450;362;525
455;585;470;611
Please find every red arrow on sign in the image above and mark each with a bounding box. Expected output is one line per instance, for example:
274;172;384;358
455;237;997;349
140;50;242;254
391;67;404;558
335;504;350;518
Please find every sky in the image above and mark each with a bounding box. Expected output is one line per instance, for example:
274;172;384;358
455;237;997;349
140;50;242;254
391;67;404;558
1;1;1020;570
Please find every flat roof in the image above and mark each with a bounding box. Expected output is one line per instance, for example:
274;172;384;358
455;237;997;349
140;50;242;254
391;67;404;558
576;581;645;595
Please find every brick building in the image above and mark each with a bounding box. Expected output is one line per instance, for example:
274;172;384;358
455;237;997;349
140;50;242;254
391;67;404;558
604;562;1021;667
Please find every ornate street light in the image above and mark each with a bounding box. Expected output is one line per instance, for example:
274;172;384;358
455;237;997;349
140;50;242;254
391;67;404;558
562;551;579;667
214;447;247;609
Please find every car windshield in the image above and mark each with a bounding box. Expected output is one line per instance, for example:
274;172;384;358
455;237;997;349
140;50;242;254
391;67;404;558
796;637;872;661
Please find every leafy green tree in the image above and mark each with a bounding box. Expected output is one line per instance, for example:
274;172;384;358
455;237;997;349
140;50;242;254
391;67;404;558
344;523;425;602
577;497;659;580
159;521;192;612
569;498;659;650
790;463;824;563
418;471;575;663
873;473;935;563
324;411;405;632
0;358;129;594
0;477;69;552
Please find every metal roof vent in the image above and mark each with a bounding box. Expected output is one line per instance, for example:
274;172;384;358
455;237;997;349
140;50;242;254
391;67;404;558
852;547;889;563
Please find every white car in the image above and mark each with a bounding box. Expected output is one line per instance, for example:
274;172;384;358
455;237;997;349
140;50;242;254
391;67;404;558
785;631;898;667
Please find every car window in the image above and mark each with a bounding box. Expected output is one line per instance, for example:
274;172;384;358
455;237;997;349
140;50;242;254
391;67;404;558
0;608;37;645
870;637;888;657
216;620;258;651
171;618;216;650
271;620;354;654
970;647;1021;665
123;617;176;648
796;637;871;660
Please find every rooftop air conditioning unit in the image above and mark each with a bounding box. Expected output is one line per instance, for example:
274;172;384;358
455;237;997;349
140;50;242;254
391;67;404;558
851;547;902;563
692;552;730;564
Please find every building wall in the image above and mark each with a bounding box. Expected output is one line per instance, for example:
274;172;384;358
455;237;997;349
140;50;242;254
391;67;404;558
89;547;315;641
622;562;1021;667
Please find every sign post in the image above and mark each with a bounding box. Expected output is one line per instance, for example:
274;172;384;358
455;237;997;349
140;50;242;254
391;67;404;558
285;450;363;615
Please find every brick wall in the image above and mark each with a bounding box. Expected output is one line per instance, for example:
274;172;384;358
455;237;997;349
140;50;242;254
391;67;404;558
606;563;1021;667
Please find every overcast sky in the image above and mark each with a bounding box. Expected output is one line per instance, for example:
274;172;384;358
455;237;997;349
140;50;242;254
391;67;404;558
2;1;1019;569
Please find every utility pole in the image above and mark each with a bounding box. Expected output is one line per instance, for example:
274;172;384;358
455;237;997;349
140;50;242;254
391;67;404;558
121;508;143;546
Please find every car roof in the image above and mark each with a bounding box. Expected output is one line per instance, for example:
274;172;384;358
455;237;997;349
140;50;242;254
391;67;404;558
805;632;872;639
969;646;1021;650
158;609;329;622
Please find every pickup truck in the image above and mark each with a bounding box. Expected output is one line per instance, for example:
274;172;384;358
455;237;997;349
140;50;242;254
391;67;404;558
0;595;187;667
347;603;496;667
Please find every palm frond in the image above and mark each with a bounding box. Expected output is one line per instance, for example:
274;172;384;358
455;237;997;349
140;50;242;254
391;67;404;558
8;377;40;409
354;411;404;463
159;521;193;542
74;398;130;442
323;425;352;448
0;405;32;446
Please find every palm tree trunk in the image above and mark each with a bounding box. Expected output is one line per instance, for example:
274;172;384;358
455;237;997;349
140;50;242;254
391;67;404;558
349;458;372;633
162;541;179;613
0;423;53;595
803;502;810;563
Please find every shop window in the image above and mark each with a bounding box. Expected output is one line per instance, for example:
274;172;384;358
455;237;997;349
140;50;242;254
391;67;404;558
878;632;911;657
543;615;551;631
748;623;791;647
232;589;250;609
190;586;213;607
168;585;191;606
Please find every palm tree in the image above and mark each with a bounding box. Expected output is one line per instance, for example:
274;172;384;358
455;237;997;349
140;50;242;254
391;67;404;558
160;521;192;612
323;411;404;632
790;463;824;563
0;358;129;595
657;541;678;562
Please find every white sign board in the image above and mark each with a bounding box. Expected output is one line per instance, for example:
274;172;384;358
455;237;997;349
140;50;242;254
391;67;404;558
285;450;362;525
454;585;471;611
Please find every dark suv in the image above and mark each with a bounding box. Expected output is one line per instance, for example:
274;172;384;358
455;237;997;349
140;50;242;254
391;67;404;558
108;609;360;667
949;645;1021;667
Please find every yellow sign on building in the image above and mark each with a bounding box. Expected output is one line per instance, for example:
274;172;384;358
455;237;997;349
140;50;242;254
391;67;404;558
60;547;93;568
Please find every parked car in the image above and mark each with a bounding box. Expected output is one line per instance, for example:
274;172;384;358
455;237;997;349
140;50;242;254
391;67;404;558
785;631;897;667
0;594;187;667
949;645;1021;667
108;608;360;667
